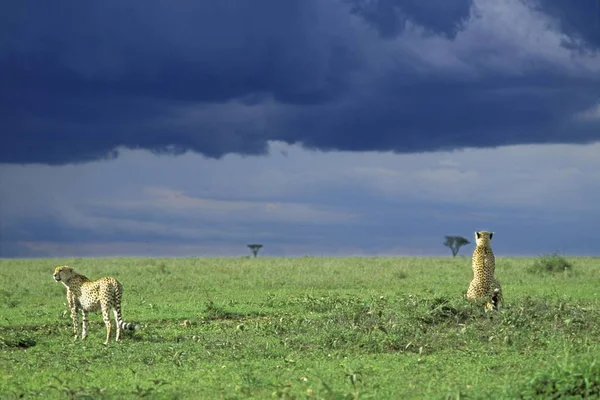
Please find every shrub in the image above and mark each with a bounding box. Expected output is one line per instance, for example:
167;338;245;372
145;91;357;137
528;253;573;274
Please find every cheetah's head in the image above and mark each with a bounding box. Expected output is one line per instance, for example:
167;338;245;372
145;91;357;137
53;265;74;282
475;231;494;246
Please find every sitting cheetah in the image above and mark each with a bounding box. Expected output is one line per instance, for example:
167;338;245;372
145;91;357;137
53;266;137;344
466;231;503;311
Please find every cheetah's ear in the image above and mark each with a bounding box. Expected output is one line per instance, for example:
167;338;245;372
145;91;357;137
489;232;494;240
475;231;481;239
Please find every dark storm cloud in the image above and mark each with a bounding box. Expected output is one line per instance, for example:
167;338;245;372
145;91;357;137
286;80;600;153
345;0;473;38
534;0;600;48
2;0;600;164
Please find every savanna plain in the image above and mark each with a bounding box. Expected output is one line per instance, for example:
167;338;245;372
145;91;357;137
1;255;600;399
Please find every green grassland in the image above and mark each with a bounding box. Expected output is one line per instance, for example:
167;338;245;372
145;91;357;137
1;256;600;399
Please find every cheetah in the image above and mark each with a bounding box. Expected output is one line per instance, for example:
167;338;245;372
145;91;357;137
466;231;502;311
53;266;137;344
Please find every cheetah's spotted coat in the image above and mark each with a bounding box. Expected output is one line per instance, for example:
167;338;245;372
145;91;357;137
53;266;136;344
466;231;502;311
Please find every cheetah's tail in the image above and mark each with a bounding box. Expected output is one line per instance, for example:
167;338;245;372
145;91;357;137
114;283;140;331
119;320;139;331
490;288;501;310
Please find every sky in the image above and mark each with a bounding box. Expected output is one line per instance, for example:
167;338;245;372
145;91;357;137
1;0;600;258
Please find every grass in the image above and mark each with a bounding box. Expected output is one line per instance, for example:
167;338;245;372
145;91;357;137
1;256;600;399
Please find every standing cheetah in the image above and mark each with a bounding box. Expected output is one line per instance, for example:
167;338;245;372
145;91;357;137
53;266;137;344
466;231;502;311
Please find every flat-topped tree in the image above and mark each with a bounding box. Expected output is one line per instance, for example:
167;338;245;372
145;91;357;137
247;244;263;258
443;236;470;257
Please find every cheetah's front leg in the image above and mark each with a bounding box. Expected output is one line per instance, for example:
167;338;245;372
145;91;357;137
70;307;79;339
68;294;79;339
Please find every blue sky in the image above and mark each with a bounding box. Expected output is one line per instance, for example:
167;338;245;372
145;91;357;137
1;0;600;257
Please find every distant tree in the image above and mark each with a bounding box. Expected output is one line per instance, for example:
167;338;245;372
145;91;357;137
443;236;470;257
247;244;263;258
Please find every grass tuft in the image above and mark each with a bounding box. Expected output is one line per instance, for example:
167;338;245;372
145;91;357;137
520;356;600;399
0;334;37;349
528;253;574;274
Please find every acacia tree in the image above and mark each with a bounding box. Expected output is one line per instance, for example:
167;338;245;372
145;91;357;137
247;244;263;258
443;236;470;257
